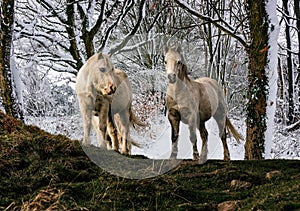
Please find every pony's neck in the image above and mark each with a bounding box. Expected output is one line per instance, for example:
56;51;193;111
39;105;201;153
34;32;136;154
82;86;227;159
168;76;190;94
183;75;191;83
178;63;191;83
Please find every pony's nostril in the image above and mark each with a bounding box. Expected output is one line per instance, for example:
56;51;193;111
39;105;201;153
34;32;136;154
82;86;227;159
110;85;116;94
168;73;176;83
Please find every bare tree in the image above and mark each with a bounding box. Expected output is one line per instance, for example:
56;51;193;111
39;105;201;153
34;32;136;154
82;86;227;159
14;0;146;75
294;0;300;84
282;0;295;124
277;0;299;125
294;0;300;115
0;0;23;120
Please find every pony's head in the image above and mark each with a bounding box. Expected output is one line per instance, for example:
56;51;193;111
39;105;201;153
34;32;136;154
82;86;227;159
91;53;117;96
164;46;189;84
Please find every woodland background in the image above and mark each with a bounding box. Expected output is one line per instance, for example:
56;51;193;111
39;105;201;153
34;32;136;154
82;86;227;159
0;0;299;159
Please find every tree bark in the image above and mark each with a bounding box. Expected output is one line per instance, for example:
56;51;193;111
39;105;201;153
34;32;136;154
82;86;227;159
244;0;269;160
0;0;23;120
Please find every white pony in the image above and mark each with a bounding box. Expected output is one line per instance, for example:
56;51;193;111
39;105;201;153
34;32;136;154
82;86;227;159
164;47;242;163
75;53;143;154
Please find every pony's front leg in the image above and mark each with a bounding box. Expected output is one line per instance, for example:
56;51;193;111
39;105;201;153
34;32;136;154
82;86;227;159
98;118;108;148
82;109;92;146
106;115;119;151
199;122;208;164
79;95;94;146
92;115;107;148
94;98;110;148
168;109;180;159
188;124;199;161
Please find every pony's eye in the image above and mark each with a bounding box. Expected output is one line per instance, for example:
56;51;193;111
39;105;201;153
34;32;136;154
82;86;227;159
99;68;106;73
164;61;167;65
177;61;182;65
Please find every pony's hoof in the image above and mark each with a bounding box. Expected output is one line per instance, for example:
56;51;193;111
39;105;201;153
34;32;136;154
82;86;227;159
170;152;178;159
112;147;119;152
199;157;207;164
223;156;230;161
82;140;90;146
193;153;200;160
170;156;177;160
120;149;129;155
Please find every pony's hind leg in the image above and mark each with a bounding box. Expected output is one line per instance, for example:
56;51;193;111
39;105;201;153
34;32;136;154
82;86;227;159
168;109;180;159
221;129;230;161
117;111;130;155
199;122;208;164
213;103;230;161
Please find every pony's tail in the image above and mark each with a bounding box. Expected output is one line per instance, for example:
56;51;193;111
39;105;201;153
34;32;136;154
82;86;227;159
128;137;141;148
226;117;243;144
129;106;146;129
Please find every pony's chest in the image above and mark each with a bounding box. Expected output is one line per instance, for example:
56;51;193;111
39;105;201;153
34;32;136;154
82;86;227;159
166;94;198;123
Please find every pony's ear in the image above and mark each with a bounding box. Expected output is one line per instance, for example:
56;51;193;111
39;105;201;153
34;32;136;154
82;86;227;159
176;46;182;53
98;53;104;60
165;45;169;53
107;53;112;58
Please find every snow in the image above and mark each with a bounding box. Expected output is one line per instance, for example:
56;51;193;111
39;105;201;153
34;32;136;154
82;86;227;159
25;109;247;160
131;115;226;160
25;110;300;161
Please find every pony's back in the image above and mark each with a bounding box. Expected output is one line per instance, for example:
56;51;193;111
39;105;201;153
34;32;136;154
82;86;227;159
194;77;225;115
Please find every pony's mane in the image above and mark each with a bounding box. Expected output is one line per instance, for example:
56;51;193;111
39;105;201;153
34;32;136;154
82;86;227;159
178;60;190;81
169;47;190;82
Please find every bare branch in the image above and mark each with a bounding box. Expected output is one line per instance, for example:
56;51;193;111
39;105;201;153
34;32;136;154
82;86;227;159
174;0;249;49
109;0;146;55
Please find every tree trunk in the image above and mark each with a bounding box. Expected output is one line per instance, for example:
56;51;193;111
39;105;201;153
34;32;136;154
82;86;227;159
244;0;269;160
283;0;295;124
66;0;83;70
294;0;300;107
0;0;23;120
278;57;285;123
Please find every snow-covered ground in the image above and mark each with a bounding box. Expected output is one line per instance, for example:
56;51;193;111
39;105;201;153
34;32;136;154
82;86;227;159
131;115;245;160
25;112;299;160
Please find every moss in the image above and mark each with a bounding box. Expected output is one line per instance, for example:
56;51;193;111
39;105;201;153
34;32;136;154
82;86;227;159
0;110;300;210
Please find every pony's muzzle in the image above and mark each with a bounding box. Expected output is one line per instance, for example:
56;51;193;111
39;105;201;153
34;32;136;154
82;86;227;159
168;73;177;84
104;83;116;95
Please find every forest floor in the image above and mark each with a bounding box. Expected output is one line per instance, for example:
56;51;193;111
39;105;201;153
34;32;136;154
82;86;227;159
1;110;300;210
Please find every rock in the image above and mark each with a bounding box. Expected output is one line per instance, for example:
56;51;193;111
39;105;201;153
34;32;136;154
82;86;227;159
218;200;239;211
230;179;252;189
265;170;281;180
